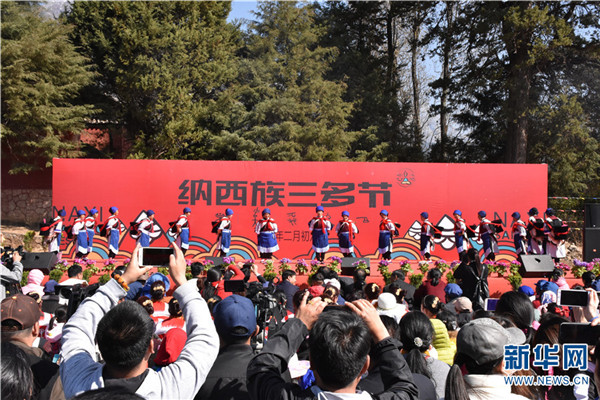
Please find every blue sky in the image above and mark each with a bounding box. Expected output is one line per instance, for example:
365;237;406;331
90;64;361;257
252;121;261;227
228;1;258;24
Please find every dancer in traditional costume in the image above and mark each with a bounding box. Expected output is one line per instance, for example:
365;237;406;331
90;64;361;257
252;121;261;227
72;210;88;258
309;206;332;262
255;208;279;259
105;206;122;258
452;209;468;260
85;208;98;255
511;211;527;257
175;207;191;255
477;210;498;261
138;210;155;247
544;208;567;262
527;207;545;255
378;210;395;260
335;210;358;257
419;212;434;260
48;209;66;255
216;208;233;257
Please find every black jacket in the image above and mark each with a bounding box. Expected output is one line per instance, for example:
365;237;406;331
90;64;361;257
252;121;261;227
246;318;418;400
196;343;256;400
276;280;299;312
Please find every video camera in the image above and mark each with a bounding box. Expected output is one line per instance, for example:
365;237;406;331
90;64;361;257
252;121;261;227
245;280;286;350
1;245;25;270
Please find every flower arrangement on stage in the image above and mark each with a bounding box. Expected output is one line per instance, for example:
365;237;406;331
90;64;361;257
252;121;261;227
418;261;429;274
571;259;600;277
329;256;342;273
310;259;321;274
352;259;369;274
262;259;276;281
410;273;424;288
103;258;116;272
122;258;131;269
53;259;69;272
377;259;391;283
222;256;235;267
202;259;214;271
398;260;412;275
279;258;292;274
295;259;309;275
157;266;169;276
434;259;449;273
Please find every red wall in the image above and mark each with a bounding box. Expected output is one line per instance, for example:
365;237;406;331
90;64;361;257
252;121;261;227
53;159;547;261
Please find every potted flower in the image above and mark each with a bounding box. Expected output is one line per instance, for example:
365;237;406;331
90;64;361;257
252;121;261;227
202;259;215;271
495;261;509;278
398;260;413;275
352;260;370;275
262;259;277;281
222;256;235;267
418;261;430;274
295;259;309;275
103;258;116;273
410;273;424;288
329;256;342;273
572;259;588;278
310;259;321;274
506;272;523;291
591;258;600;275
279;258;292;274
434;259;450;274
378;259;392;283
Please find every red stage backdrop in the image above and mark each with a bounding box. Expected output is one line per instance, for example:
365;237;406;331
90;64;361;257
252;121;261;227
53;159;547;262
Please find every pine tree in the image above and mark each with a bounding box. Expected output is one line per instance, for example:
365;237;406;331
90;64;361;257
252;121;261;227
1;2;95;174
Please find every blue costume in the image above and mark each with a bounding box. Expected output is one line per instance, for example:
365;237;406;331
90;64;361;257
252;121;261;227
378;210;395;260
216;208;234;256
138;210;155;247
255;208;279;257
106;206;121;257
175;207;191;252
73;210;88;257
85;208;98;254
511;212;527;256
335;211;358;256
478;211;498;261
453;210;468;257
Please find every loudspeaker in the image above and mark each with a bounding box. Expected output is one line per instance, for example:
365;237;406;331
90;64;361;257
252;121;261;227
583;228;600;261
518;254;555;278
21;252;57;274
584;204;600;228
340;257;370;276
205;256;224;267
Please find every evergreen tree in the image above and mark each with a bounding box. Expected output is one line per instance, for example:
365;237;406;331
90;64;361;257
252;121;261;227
1;2;95;174
214;1;354;161
65;1;240;159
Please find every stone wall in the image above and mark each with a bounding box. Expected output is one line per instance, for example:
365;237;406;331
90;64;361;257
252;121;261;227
1;189;52;227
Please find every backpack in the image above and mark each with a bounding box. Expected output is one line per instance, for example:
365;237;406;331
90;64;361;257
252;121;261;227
211;219;221;234
129;221;141;239
64;225;74;240
393;223;401;237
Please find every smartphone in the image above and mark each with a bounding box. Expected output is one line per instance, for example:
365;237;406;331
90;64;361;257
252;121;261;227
138;247;173;267
557;289;589;307
559;323;600;345
484;298;499;312
224;279;246;293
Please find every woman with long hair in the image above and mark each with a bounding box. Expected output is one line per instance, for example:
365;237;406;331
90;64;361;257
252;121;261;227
453;247;489;311
413;268;446;310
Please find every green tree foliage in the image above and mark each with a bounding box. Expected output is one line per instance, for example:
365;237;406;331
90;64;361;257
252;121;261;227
208;1;354;161
65;1;240;159
1;2;95;174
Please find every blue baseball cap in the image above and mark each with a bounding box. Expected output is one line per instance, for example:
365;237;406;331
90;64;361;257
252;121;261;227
342;211;350;217
528;207;538;216
109;206;118;214
545;208;555;216
420;212;428;219
262;208;271;215
518;285;535;297
77;210;86;216
44;280;59;294
316;206;324;212
90;208;98;215
213;294;257;340
225;208;234;216
183;207;192;213
444;283;463;299
58;209;66;217
146;210;155;216
380;210;388;216
453;210;462;216
592;280;600;291
478;210;486;218
511;212;520;219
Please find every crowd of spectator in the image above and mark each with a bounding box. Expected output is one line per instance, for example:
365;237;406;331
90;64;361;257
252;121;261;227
2;245;600;400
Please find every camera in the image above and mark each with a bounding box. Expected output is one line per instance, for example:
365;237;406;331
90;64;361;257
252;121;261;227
246;281;286;350
1;246;25;270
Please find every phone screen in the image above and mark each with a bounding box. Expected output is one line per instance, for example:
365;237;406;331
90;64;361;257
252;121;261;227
557;290;589;307
224;279;246;293
484;298;499;312
559;323;600;345
140;247;173;267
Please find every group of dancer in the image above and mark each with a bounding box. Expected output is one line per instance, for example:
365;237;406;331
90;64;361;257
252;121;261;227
44;205;568;263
